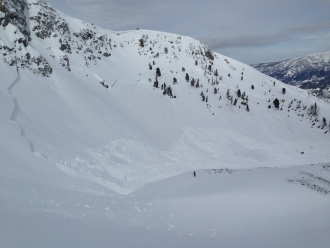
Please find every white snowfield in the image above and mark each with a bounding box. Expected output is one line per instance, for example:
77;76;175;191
1;0;330;247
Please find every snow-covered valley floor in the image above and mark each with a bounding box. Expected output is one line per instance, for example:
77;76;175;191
1;163;330;248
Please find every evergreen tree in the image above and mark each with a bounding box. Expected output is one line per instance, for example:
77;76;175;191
196;79;200;88
237;89;241;98
191;78;195;87
308;102;319;117
226;89;230;99
156;68;161;77
139;38;144;47
321;117;327;129
149;63;152;70
153;81;158;88
273;98;280;109
214;69;218;77
185;73;189;82
251;85;254;90
205;50;214;60
166;86;172;96
282;88;286;94
173;77;177;84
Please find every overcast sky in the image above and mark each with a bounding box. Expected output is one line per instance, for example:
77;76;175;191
48;0;330;64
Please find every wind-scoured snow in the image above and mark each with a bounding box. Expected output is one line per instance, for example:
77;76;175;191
1;0;330;247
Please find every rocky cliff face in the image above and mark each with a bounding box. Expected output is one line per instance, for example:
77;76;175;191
0;0;52;76
0;0;30;40
0;0;218;78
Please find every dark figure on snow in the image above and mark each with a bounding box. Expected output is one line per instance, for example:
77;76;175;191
193;171;196;177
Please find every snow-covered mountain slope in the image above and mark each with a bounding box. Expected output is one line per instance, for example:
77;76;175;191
1;0;330;194
1;1;330;247
252;51;330;99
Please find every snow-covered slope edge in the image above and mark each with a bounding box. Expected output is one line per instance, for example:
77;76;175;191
1;0;330;195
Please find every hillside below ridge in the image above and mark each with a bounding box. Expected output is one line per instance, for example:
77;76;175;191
1;0;330;194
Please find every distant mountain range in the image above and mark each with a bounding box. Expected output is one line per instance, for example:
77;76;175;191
252;52;330;99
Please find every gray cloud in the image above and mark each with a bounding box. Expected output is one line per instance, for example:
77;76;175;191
301;36;318;40
203;20;330;49
289;19;330;33
65;0;176;29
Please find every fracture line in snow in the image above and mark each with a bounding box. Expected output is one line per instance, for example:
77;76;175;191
111;80;118;88
7;73;47;159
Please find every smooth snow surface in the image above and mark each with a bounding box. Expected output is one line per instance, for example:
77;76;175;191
1;1;330;247
2;164;330;248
